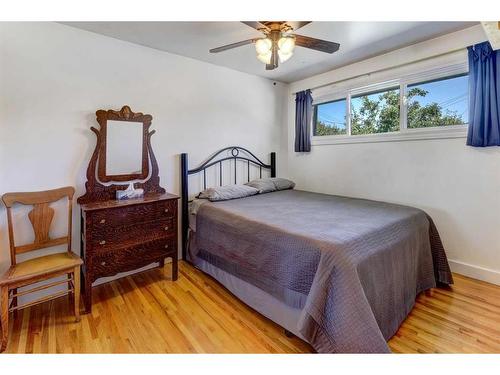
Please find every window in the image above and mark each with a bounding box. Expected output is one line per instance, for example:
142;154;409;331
313;98;347;136
351;87;400;135
406;74;468;129
311;62;469;144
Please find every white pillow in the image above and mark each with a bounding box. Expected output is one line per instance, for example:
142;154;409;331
271;178;296;191
197;185;259;202
245;177;295;193
245;178;277;193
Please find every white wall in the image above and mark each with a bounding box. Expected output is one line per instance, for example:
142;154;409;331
2;20;499;302
286;25;500;285
0;22;287;290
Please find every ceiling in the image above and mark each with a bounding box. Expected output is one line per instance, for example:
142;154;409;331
62;21;477;83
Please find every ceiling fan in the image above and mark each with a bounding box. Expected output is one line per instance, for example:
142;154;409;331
209;21;340;71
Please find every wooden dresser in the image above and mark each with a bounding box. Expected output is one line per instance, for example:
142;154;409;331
77;105;178;313
80;193;179;312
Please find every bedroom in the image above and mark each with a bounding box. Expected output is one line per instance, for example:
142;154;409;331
1;0;500;371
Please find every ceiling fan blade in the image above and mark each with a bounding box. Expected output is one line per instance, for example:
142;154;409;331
294;34;340;53
285;21;311;31
209;39;256;53
241;21;270;32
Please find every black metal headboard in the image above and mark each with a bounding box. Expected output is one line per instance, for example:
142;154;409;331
180;146;276;259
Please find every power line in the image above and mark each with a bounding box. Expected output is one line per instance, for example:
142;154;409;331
437;94;467;107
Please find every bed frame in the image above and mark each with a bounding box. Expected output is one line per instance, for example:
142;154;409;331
180;146;276;260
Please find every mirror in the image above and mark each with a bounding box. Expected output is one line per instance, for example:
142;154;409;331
106;120;143;176
96;106;150;183
77;106;166;204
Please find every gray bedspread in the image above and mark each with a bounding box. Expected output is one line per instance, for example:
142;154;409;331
188;190;453;353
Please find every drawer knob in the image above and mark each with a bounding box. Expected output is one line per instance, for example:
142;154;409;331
164;244;169;249
101;261;106;266
99;240;106;245
164;208;169;213
164;226;169;231
100;219;106;224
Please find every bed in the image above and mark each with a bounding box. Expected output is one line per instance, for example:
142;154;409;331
180;147;453;353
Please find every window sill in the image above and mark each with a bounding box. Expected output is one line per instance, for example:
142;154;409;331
311;125;468;146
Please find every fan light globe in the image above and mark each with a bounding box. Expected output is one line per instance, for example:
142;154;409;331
255;38;272;55
278;36;295;54
278;51;293;63
257;51;272;64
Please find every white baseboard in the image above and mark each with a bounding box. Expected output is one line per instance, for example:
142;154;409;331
448;259;500;286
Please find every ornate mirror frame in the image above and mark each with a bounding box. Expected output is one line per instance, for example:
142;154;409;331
97;106;150;182
77;105;165;204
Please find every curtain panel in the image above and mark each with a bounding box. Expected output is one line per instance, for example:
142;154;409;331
295;89;313;152
467;41;500;147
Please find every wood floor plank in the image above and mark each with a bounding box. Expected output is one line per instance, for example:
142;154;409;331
2;261;500;354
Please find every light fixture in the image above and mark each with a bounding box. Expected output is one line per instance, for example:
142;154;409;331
277;36;295;63
255;38;272;55
255;35;296;66
278;36;295;54
278;51;292;63
255;38;273;64
209;22;340;71
257;50;272;64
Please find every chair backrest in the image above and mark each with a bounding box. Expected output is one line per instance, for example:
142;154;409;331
2;186;75;266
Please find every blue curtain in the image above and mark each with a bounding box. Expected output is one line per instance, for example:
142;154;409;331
467;41;500;147
295;89;313;152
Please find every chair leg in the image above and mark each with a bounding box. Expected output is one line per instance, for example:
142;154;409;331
1;286;9;352
67;274;73;296
73;267;81;323
12;288;18;319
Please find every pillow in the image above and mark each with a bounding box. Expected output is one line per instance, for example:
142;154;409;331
245;177;296;193
271;177;296;191
244;178;277;193
197;184;259;202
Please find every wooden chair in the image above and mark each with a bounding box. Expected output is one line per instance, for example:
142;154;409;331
0;186;83;352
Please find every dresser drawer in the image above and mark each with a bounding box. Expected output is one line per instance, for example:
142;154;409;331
90;238;176;280
88;200;177;229
90;217;175;251
80;193;180;313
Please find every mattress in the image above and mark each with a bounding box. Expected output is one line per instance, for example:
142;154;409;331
188;190;452;353
193;257;306;340
189;198;305;339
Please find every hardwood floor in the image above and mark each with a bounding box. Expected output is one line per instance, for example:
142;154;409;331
3;261;500;353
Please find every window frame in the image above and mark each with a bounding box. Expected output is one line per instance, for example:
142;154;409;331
311;62;469;146
350;83;401;136
403;72;469;131
313;97;349;136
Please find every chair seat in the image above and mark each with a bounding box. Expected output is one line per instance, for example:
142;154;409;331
0;252;82;286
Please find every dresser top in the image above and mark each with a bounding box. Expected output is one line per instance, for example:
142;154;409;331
80;192;179;211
